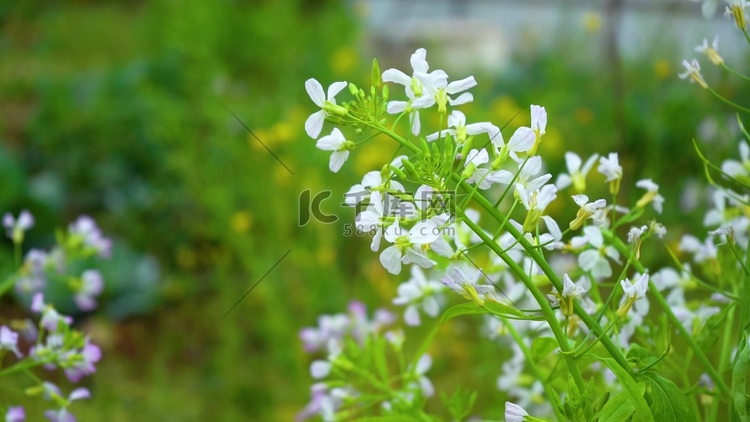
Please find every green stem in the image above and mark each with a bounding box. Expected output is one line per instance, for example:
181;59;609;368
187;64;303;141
603;230;732;399
708;304;735;421
721;62;750;81
456;177;633;374
501;317;566;421
707;87;750;114
458;209;593;419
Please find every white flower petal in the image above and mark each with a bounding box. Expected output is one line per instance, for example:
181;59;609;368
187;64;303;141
329;150;349;173
305;110;325;139
305;78;326;107
380;246;403;275
327;81;348;101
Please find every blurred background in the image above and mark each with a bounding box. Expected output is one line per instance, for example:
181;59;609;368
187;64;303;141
0;0;747;420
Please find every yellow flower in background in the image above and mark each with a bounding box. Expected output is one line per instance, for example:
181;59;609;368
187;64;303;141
354;139;393;173
331;46;358;76
542;127;564;160
582;11;602;33
654;59;671;80
230;211;253;233
273;162;294;187
316;245;336;267
491;96;525;127
272;120;295;144
249;128;272;150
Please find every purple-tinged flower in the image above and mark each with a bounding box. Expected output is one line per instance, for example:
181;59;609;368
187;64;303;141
3;210;34;243
16;249;48;294
299;313;349;353
64;340;102;383
0;326;22;358
505;401;529;422
5;406;25;422
69;216;112;258
441;263;495;306
42;383;90;422
392;266;444;326
74;270;104;312
31;293;73;332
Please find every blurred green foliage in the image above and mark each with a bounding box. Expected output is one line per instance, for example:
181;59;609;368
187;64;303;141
0;0;747;420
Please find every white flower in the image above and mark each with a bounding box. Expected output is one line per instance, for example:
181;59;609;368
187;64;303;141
310;340;342;379
562;274;587;299
518;184;557;214
569;194;607;230
627;225;648;244
528;104;547;155
678;59;708;89
380;220;439;275
504;401;529;422
501;126;536;163
425;110;500;145
598;152;622;182
556;152;599;192
549;274;587;317
695;36;724;65
382;48;447;135
577;226;620;279
679;234;717;263
3;210;34;243
304;78;347;139
344;171;405;207
493;156;552;194
635;179;665;214
441;262;495;305
392;266;444;326
0;326;21;358
463;149;497;189
355;191;390;251
725;0;750;29
721;141;750;179
598;152;623;195
621;273;649;300
316;128;353;173
412;71;476;114
411;354;435;397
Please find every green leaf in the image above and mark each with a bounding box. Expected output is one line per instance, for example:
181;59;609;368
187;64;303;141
440;386;477;420
531;337;559;361
439;302;488;324
438;301;528;325
627;344;659;369
373;336;390;384
596;357;653;422
484;301;528;318
696;304;734;350
596;391;636;422
642;372;697;422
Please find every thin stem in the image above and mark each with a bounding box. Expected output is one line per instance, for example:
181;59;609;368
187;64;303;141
707;87;750;114
501;317;566;421
457;177;634;374
603;230;731;398
721;62;750;81
458;209;594;419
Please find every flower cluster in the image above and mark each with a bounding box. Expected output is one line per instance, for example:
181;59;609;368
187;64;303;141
1;212;110;421
298;301;439;421
298;43;745;420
